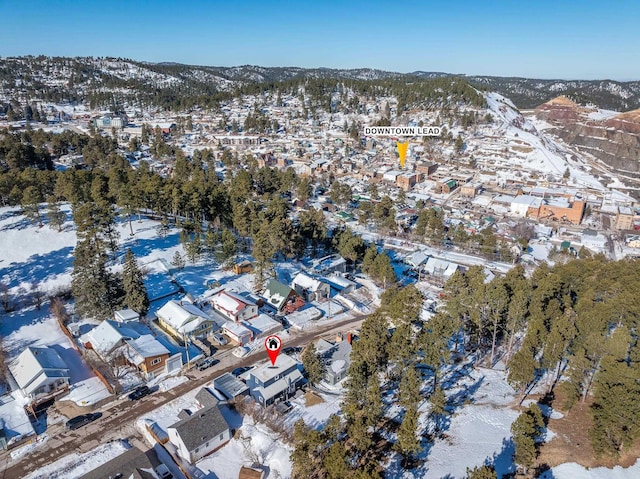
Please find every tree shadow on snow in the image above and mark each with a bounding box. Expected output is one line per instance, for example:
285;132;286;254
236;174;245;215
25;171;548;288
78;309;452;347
0;246;74;290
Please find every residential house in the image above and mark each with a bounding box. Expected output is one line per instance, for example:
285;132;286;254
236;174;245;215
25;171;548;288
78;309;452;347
211;290;258;322
221;321;253;346
319;340;352;385
168;402;231;463
84;319;140;359
312;255;347;275
261;279;304;314
126;335;171;379
407;250;429;269
9;347;70;404
157;300;216;339
78;446;159;479
242;314;282;340
424;257;460;279
245;354;304;405
233;260;253;274
291;273;330;302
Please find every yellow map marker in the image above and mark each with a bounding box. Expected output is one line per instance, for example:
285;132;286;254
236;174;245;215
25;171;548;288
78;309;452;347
397;141;409;169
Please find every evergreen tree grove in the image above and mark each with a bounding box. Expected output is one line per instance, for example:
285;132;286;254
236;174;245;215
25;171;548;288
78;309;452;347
122;248;149;316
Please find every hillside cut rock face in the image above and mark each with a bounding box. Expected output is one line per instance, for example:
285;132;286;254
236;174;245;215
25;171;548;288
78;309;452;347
535;96;640;174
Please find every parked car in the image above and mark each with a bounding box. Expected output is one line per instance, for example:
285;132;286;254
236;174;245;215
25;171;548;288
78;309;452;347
196;357;219;371
128;385;152;401
232;366;253;377
155;464;174;479
65;412;102;430
283;346;301;355
211;333;228;346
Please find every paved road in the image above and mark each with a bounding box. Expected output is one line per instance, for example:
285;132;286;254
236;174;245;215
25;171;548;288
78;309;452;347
1;315;364;479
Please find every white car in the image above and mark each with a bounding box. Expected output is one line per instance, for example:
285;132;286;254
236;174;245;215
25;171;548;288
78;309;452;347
232;346;250;358
211;333;228;346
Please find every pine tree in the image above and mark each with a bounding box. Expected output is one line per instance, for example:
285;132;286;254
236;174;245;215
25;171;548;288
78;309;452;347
156;217;170;238
72;236;120;319
361;244;378;276
508;345;537;402
395;403;420;458
185;234;202;264
323;443;350;479
168;248;184;270
302;343;325;386
511;403;544;473
398;366;421;410
46;196;66;231
122;249;149;316
21;186;43;226
430;385;447;433
465;465;497;479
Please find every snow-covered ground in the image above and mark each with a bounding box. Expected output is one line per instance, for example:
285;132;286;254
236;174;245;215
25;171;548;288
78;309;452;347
198;417;292;479
540;460;640;479
23;439;130;479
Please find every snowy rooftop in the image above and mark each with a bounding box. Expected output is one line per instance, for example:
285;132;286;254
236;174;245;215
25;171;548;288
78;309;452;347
250;354;299;384
127;334;170;359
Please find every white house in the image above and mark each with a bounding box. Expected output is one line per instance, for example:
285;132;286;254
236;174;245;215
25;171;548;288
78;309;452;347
157;300;216;339
167;401;231;463
245;355;303;405
211;290;258;322
221;321;253;346
291;273;330;302
242;314;282;340
9;347;70;403
85;320;140;358
424;257;459;279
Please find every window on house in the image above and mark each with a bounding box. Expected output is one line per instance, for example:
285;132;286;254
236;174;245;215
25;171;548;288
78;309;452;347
195;447;199;453
151;358;162;366
220;433;224;441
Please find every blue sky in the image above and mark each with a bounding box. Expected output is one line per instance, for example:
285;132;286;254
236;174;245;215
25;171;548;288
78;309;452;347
0;0;637;80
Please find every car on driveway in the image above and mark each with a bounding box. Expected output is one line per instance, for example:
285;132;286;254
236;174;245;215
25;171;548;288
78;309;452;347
196;357;219;371
211;333;228;346
283;346;302;355
65;412;102;430
128;385;152;401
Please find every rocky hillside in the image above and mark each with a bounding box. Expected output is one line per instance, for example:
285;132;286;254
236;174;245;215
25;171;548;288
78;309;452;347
535;96;640;175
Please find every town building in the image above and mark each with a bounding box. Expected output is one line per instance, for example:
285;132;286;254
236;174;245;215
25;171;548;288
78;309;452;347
9;347;70;406
125;335;172;380
291;272;330;302
211;290;259;322
156;300;217;339
167;400;231;464
261;279;304;313
245;355;303;405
